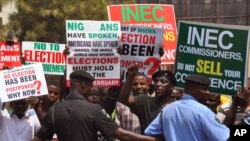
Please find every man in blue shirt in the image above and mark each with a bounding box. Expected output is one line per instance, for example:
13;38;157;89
145;74;229;141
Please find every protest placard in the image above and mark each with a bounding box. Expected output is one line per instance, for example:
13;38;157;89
66;20;121;86
0;63;48;102
22;41;66;75
108;4;177;64
0;41;21;70
120;25;163;82
174;21;250;95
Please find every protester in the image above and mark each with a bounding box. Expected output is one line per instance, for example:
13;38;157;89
240;79;250;124
0;66;11;112
96;84;142;137
0;98;41;141
42;81;61;108
240;107;250;125
130;73;150;96
114;73;150;134
99;86;118;117
28;81;61;121
204;93;221;113
88;87;104;104
33;70;162;141
88;86;117;141
216;78;250;126
115;102;141;134
119;64;176;134
145;74;229;141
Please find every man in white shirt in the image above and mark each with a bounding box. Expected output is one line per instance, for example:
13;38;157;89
0;98;41;141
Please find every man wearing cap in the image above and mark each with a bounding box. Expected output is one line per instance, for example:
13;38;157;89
145;74;229;141
33;70;161;141
119;64;176;134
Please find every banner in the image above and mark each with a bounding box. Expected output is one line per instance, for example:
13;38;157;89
66;20;121;86
174;21;250;95
0;63;48;102
120;25;163;82
22;41;66;75
0;41;21;70
108;4;177;64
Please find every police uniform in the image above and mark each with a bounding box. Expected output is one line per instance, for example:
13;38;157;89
37;71;119;141
145;74;230;141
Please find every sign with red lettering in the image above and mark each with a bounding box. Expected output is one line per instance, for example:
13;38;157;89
66;20;121;87
108;4;177;64
0;63;48;102
120;25;163;82
0;41;21;70
22;41;66;75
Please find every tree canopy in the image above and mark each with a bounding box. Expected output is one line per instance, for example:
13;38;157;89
6;0;111;43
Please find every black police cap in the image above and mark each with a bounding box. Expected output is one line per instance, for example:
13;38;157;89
70;70;95;81
152;70;176;85
185;74;210;86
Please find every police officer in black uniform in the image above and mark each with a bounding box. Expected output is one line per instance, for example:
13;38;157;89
33;70;160;141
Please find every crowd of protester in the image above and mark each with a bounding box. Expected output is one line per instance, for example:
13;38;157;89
1;45;250;141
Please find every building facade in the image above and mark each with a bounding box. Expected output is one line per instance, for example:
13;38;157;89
137;0;250;26
0;0;16;26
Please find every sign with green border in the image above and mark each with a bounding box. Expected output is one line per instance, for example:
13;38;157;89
174;21;250;95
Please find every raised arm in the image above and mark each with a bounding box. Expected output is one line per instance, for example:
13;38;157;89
118;64;138;107
26;96;45;122
223;86;250;126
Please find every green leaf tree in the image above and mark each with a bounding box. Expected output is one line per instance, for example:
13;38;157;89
7;0;109;43
5;0;135;43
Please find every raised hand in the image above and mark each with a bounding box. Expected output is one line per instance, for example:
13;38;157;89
127;64;139;78
63;45;70;56
26;96;40;109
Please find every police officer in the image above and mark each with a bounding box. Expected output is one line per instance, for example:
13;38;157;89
33;70;159;141
145;74;229;141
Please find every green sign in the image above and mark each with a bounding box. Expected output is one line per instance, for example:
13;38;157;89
174;21;250;95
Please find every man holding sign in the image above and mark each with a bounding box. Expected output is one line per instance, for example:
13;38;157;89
0;63;48;141
0;98;41;141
